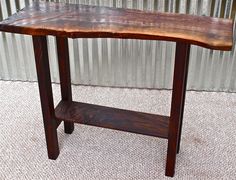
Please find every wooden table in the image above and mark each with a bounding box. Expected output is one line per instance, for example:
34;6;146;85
0;1;233;177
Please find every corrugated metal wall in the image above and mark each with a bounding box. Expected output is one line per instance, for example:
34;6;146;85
0;0;235;92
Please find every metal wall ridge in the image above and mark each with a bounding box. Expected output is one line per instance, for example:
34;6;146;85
0;0;235;92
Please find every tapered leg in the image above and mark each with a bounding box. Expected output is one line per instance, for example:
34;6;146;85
177;45;190;154
33;36;59;160
165;42;190;177
56;37;74;134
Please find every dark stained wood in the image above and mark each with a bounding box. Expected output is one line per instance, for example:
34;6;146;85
32;35;59;160
165;42;191;177
177;43;191;154
1;1;233;177
55;100;170;139
56;37;74;134
56;118;62;129
0;1;233;50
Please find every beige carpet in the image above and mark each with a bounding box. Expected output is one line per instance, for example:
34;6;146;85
0;81;236;180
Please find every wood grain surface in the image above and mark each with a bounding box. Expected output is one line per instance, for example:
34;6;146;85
55;100;169;139
0;1;233;50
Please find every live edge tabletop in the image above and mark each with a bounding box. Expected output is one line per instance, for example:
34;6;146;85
0;1;233;178
0;1;233;50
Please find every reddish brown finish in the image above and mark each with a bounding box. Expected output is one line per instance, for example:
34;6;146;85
55;100;170;139
0;1;233;178
56;37;74;134
0;1;233;50
32;36;59;160
165;42;191;177
177;43;191;154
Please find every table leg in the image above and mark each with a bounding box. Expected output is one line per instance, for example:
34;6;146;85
56;37;74;134
33;36;59;160
177;45;190;154
165;42;190;177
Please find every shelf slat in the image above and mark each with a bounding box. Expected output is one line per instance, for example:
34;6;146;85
55;101;169;139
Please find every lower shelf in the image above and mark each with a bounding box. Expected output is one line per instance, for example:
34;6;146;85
55;100;169;139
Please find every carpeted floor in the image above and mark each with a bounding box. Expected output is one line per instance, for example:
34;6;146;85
0;81;236;180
